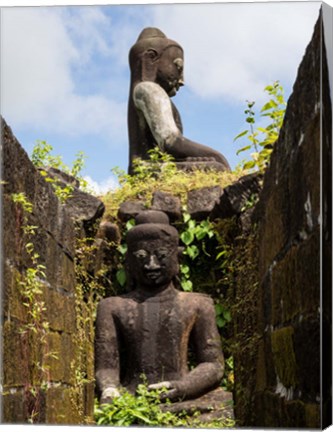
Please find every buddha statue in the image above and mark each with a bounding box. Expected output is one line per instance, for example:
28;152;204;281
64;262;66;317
95;210;225;404
127;27;231;174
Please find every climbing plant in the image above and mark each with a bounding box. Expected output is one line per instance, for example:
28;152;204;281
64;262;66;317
11;192;57;423
234;81;286;172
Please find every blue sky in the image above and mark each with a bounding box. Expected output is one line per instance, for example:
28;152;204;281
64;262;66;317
1;1;322;193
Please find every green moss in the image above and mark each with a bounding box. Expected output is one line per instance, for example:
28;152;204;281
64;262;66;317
304;403;320;428
271;326;297;388
102;166;243;220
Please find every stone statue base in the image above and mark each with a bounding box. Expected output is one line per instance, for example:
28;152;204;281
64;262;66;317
175;161;229;172
161;388;233;423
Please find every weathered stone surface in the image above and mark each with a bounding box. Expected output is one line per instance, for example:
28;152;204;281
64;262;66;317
2;390;27;424
117;200;146;222
39;166;105;238
2;118;94;423
187;186;222;220
212;172;262;220
39;166;80;188
175;161;229;172
162;387;233;421
46;289;76;333
3;321;29;386
128;27;230;173
46;387;81;424
235;14;326;429
96;221;121;243
46;332;75;384
151;190;181;220
63;189;105;237
95;210;224;406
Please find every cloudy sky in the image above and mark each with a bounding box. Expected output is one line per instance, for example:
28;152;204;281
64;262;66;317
1;1;322;193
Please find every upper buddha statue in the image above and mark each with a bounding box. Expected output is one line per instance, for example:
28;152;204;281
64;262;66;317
127;27;231;174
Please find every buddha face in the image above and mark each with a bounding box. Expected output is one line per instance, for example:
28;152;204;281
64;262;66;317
155;46;184;97
128;238;179;289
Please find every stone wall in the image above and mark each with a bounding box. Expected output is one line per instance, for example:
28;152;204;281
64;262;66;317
233;12;331;428
1;118;103;424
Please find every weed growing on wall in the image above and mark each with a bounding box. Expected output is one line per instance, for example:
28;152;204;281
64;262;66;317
103;147;241;219
31;140;89;202
11;192;57;423
70;233;110;423
234;81;286;171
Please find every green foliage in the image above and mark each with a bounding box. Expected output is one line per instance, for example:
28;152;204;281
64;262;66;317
215;303;232;329
104;146;241;219
178;212;215;292
221;356;234;392
71;235;109;422
235;81;286;172
94;381;235;428
11;192;55;423
31;140;89;202
95;383;184;427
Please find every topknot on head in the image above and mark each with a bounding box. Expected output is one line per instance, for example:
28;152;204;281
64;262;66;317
136;27;167;42
126;210;178;248
135;210;170;225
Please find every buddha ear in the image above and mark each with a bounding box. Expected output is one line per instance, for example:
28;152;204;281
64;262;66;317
141;49;159;81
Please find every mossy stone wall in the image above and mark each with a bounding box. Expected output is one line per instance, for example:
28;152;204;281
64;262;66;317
1;118;95;424
233;13;331;428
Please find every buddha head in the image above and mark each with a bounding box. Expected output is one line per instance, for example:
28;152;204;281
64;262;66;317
129;27;184;97
126;210;180;289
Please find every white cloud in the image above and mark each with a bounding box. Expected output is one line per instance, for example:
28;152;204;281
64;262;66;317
84;174;119;195
1;7;126;138
151;2;321;103
0;2;322;159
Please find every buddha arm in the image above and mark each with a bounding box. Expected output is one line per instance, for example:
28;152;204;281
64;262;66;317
95;298;121;402
150;296;224;400
180;297;225;398
133;81;181;151
133;81;230;169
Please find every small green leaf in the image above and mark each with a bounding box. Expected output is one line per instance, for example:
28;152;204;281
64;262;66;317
180;230;194;246
243;160;256;170
186;245;199;259
216;317;226;328
116;268;127;287
236;145;252;156
224;310;232;322
233;130;248;142
181;279;193;292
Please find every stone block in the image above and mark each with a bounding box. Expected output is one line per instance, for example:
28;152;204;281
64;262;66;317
293;318;320;399
63;188;105;237
46;332;75;384
46;387;82;424
46;289;76;333
271;327;297;389
1;389;26;423
304;403;320;428
117;200;146;222
96;221;121;243
3;321;29;387
270;245;301;326
284;399;306;428
213;172;262;219
151;191;181;221
187;186;222;220
3;263;27;323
